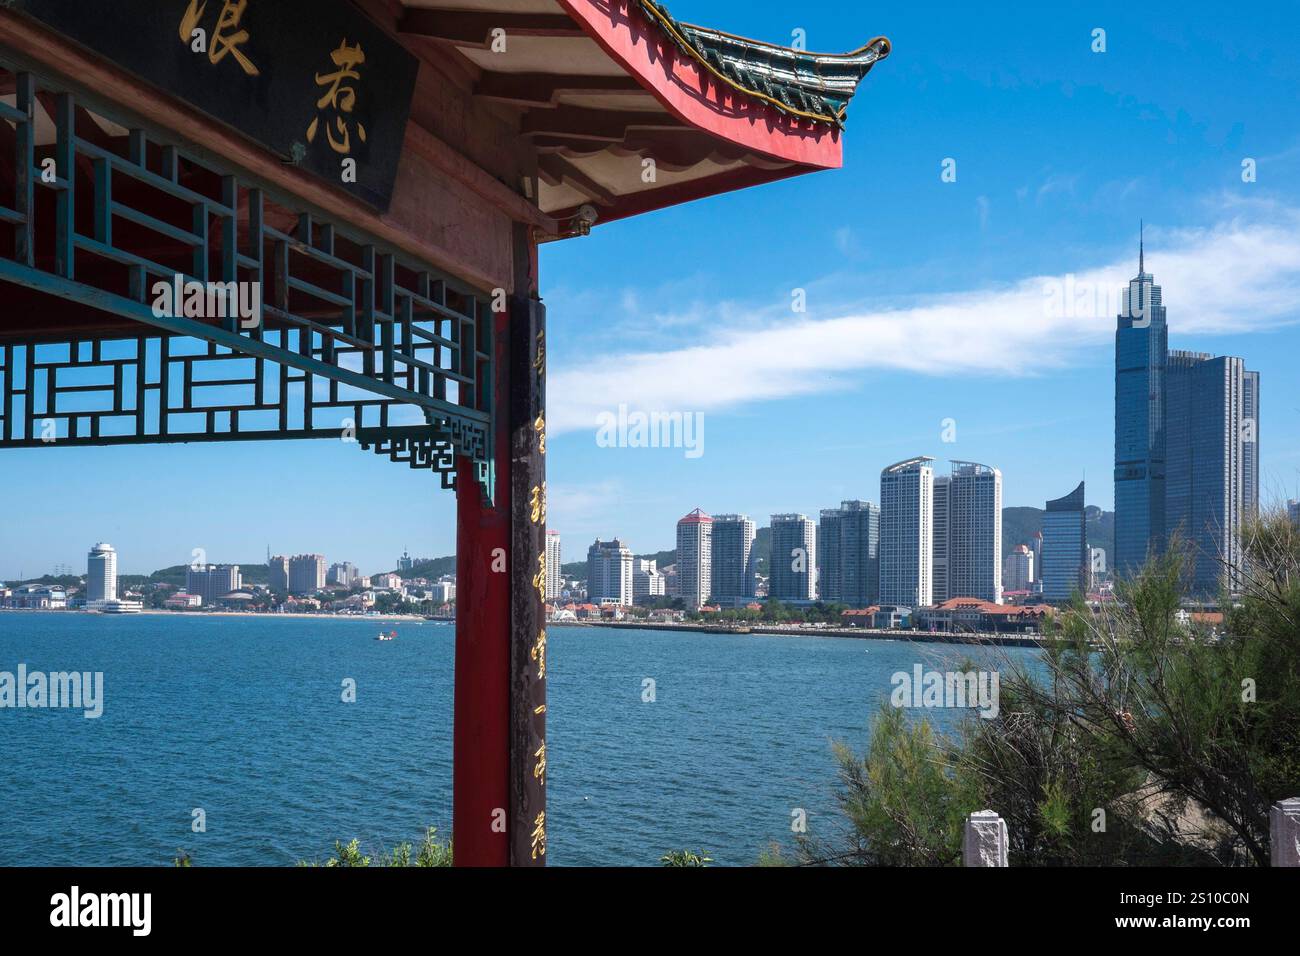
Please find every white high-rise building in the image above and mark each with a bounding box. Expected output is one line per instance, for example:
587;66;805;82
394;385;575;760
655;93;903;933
1003;545;1034;593
544;531;562;601
769;514;816;602
633;558;666;601
86;543;118;603
676;509;713;608
587;539;633;606
879;457;934;608
710;514;756;600
944;461;1002;604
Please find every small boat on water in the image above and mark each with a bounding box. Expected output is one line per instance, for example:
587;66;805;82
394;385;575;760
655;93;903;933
376;630;397;642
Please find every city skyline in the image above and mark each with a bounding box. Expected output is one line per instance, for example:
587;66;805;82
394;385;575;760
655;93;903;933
4;1;1300;578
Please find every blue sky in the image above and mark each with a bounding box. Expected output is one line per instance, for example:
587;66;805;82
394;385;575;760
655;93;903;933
4;0;1300;579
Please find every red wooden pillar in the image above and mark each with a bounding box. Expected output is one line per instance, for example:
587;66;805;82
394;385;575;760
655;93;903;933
453;222;544;866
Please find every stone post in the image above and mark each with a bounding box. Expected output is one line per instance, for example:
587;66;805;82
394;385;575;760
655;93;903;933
963;810;1009;867
1270;798;1300;867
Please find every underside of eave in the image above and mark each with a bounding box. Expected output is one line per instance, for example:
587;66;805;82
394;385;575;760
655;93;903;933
396;0;889;236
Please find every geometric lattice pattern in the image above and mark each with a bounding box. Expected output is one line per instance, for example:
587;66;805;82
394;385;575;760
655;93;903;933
0;57;493;492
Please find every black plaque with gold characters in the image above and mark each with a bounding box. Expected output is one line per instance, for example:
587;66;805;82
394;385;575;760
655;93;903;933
10;0;418;210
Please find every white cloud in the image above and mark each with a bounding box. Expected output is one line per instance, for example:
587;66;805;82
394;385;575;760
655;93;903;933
550;207;1300;434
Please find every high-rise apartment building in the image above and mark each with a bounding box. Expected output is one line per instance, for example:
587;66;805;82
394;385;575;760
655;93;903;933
1003;544;1034;593
587;539;633;606
633;558;666;601
879;457;934;607
769;513;816;602
328;562;359;588
710;514;756;600
267;555;289;592
1288;500;1300;527
942;462;1002;604
186;564;242;606
545;531;562;601
931;475;951;604
1041;482;1087;602
676;508;712;608
818;501;879;607
86;542;117;604
288;554;326;595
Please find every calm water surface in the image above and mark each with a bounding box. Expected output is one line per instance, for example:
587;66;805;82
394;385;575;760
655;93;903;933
0;613;1033;865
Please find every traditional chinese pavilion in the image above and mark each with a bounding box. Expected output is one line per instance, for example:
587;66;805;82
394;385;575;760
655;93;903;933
0;0;889;865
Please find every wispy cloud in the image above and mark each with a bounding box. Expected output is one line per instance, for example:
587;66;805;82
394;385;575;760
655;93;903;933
550;204;1300;434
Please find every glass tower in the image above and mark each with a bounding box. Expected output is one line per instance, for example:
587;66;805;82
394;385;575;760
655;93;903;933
1114;230;1167;578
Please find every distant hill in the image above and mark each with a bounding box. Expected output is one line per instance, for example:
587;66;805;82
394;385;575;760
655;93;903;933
389;557;457;580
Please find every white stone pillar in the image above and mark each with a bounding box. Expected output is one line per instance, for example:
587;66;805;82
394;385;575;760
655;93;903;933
1270;798;1300;867
963;810;1009;867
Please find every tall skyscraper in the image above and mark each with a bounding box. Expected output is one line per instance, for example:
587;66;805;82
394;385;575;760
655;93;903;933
288;554;326;595
1289;500;1300;527
769;514;816;602
819;501;879;607
711;514;756;600
1041;482;1087;602
879;457;934;607
1166;351;1254;595
1029;531;1043;585
1114;229;1168;579
86;543;117;604
187;564;242;606
587;539;633;605
676;509;713;608
943;461;1003;603
545;531;562;601
1114;231;1259;593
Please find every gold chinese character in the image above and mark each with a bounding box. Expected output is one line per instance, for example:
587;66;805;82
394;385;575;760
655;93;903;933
534;704;547;715
529;482;547;525
533;413;546;455
531;628;547;680
534;331;546;378
308;39;368;155
531;811;546;860
180;0;260;77
531;553;546;604
533;741;547;787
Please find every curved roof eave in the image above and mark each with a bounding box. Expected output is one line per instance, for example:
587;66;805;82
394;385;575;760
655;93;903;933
555;0;890;169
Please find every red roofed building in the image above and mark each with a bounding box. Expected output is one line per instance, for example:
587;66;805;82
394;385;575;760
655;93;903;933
918;597;1055;634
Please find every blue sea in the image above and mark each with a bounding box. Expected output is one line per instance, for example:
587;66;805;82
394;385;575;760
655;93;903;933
0;613;1034;866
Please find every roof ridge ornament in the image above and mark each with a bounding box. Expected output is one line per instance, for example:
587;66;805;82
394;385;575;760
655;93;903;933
637;0;890;128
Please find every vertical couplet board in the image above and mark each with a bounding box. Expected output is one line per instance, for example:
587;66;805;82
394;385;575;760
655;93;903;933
509;287;547;866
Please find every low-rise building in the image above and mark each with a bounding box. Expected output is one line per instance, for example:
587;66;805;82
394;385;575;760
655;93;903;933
916;597;1054;634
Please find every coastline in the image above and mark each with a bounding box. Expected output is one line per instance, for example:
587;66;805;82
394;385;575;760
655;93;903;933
565;619;1048;648
0;608;435;623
